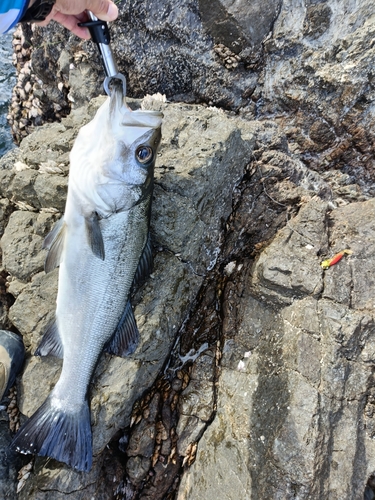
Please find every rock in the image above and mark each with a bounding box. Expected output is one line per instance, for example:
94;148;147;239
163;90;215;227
0;411;24;498
0;96;265;493
17;449;126;500
10;0;375;206
326;199;375;311
4;1;375;496
177;174;375;499
260;1;375;193
13;0;275;122
1;212;46;281
176;351;216;457
9;25;71;145
8;271;58;352
177;362;257;499
252;197;328;305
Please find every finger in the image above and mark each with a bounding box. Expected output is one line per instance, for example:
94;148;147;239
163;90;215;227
37;9;56;27
54;0;118;21
84;0;118;21
37;6;86;26
52;12;91;39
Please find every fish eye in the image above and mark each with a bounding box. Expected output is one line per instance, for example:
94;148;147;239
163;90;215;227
136;146;153;164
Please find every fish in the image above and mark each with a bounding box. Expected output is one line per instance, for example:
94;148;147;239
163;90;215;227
320;249;353;270
10;85;163;472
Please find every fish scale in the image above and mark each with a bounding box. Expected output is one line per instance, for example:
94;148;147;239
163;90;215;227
10;87;163;471
54;208;149;406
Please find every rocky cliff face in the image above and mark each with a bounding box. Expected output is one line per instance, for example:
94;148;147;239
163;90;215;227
2;0;375;499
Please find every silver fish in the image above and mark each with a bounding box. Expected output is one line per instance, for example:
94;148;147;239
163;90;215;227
11;87;163;471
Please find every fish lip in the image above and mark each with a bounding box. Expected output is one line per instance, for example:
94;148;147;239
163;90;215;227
109;85;163;129
121;110;163;129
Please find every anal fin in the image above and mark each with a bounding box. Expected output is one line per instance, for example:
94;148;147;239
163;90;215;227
35;319;63;359
105;300;139;358
85;212;105;260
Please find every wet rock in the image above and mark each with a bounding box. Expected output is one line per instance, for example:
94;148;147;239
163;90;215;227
177;172;375;499
303;3;332;39
199;0;281;54
261;1;375;193
3;3;375;493
251;197;328;305
176;351;216;457
0;410;24;498
0;96;264;493
17;448;125;500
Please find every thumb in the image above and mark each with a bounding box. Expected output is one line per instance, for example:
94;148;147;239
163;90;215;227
84;0;118;21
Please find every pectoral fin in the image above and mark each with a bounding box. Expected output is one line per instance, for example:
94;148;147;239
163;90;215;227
132;234;153;287
43;217;64;250
105;300;139;357
85;212;105;260
35;319;63;359
43;218;66;273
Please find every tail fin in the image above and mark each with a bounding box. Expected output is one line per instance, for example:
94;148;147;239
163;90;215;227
10;394;92;472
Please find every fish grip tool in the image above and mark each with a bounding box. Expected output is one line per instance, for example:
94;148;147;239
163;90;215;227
79;12;126;96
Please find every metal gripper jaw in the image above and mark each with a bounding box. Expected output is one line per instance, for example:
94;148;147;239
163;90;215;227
79;12;127;97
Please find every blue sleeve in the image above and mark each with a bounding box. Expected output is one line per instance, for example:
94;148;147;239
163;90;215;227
0;0;29;33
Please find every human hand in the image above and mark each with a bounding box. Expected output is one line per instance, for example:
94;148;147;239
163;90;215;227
37;0;119;39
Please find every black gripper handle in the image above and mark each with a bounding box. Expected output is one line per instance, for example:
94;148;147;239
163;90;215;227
78;19;111;45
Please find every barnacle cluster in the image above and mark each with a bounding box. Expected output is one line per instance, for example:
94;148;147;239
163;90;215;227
7;385;20;433
214;43;242;69
8;26;70;144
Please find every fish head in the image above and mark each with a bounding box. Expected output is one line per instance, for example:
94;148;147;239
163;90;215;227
116;112;162;190
108;87;163;209
68;84;163;216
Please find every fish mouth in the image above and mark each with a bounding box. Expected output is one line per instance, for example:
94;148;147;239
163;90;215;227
109;85;163;130
121;110;163;129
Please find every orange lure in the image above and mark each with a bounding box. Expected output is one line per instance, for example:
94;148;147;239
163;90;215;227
320;249;353;270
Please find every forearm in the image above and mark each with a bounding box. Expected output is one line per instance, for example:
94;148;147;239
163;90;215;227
0;0;29;34
0;0;118;38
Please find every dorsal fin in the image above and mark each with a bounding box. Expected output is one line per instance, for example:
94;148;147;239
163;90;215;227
85;212;105;260
44;219;66;273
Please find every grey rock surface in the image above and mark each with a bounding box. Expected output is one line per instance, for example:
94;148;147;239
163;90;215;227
0;96;264;495
9;0;375;207
0;412;24;498
11;0;375;197
3;0;375;497
8;0;277;126
2;98;375;498
178;193;375;499
259;0;375;194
